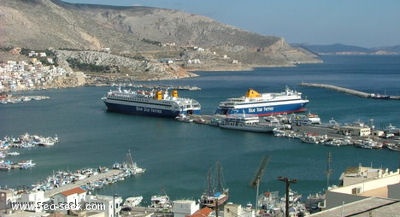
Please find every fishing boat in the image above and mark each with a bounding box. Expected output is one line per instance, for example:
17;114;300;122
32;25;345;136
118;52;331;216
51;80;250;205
218;114;280;133
7;151;20;156
123;196;143;208
386;143;400;152
150;194;172;209
102;87;201;118
122;149;146;175
18;160;36;169
215;86;309;116
0;161;11;171
200;162;229;209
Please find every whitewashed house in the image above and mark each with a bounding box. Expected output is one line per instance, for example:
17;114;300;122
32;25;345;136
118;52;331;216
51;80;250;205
86;194;123;217
172;200;199;217
52;187;87;213
19;190;48;212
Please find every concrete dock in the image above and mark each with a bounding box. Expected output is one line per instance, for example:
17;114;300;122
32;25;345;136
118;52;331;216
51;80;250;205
300;82;400;100
44;169;123;198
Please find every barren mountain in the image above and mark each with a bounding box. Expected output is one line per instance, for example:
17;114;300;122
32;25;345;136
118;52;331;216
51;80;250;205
0;0;321;81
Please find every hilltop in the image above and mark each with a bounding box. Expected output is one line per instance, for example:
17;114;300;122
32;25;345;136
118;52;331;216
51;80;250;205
0;0;321;82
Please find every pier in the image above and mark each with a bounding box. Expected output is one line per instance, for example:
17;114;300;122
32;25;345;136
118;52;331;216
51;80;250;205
181;113;400;151
43;169;123;198
300;82;400;100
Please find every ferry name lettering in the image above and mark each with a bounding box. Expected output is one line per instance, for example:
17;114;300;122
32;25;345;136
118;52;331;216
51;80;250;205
263;107;273;111
136;107;151;112
151;108;162;113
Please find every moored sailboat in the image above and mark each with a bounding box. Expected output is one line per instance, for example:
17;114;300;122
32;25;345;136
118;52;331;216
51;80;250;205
200;161;229;209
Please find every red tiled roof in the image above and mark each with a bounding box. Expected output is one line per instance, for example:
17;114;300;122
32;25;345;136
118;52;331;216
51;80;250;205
188;207;213;217
60;187;86;196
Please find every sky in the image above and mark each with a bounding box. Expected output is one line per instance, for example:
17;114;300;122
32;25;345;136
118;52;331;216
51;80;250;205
63;0;400;48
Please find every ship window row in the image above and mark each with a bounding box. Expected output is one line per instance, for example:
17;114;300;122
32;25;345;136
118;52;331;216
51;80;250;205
114;96;151;102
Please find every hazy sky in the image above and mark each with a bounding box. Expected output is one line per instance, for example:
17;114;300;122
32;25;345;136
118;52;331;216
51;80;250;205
63;0;400;48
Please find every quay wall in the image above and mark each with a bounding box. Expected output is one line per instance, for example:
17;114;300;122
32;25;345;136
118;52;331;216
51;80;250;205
300;82;370;98
43;169;122;198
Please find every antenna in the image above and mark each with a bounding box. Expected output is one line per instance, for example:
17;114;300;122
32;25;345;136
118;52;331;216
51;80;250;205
250;155;270;215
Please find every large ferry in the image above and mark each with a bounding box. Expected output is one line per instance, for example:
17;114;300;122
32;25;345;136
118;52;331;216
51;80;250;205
102;87;201;118
215;87;309;116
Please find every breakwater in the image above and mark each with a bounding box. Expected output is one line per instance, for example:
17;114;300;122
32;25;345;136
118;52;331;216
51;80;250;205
300;82;400;100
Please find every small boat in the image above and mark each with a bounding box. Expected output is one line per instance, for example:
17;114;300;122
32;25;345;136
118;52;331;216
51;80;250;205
293;113;321;125
386;143;400;152
18;160;36;169
7;151;20;156
219;114;279;133
123;196;143;208
0;161;11;171
122;149;146;175
369;93;390;100
175;114;193;123
150;194;172;209
200;162;229;209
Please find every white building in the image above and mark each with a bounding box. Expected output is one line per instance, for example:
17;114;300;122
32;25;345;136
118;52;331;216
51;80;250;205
339;125;371;136
52;187;87;214
224;203;254;217
19;190;48;212
321;165;400;210
86;194;123;217
172;200;199;217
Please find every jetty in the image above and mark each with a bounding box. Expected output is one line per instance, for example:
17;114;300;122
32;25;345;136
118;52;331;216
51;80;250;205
43;169;123;198
300;82;400;100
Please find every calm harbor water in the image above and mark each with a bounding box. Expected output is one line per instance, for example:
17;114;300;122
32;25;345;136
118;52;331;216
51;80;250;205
1;55;400;206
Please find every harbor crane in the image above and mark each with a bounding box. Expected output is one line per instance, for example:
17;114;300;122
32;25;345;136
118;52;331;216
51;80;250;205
250;155;270;215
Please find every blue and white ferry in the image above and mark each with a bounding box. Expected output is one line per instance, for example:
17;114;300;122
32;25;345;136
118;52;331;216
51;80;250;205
102;87;201;118
215;87;309;116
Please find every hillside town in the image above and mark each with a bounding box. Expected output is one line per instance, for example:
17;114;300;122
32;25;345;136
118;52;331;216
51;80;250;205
0;49;86;94
1;163;399;217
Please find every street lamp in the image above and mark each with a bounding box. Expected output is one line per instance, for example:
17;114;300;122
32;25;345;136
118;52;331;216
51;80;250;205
278;176;297;217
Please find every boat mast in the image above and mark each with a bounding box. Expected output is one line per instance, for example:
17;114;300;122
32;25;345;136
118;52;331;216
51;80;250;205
207;168;213;196
326;152;333;188
125;149;135;169
216;162;222;192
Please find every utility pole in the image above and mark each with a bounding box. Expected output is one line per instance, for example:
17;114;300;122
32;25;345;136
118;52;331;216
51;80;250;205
215;198;218;217
278;176;297;217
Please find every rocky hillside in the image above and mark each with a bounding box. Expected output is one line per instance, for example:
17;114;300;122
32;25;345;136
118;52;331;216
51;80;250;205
0;0;321;81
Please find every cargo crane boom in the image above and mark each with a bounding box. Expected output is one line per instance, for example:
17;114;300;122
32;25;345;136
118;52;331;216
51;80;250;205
250;155;270;214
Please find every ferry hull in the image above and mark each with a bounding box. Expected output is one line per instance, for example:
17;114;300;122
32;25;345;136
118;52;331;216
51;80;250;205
104;101;200;118
216;102;308;116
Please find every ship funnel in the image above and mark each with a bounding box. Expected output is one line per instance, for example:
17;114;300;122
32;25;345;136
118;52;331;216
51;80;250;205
245;89;261;98
154;90;163;100
172;90;178;98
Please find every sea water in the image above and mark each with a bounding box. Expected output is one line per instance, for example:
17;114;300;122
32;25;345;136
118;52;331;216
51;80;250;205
1;55;400;206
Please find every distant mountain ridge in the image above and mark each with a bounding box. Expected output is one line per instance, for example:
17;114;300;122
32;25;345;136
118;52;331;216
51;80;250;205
0;0;321;80
298;43;400;55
